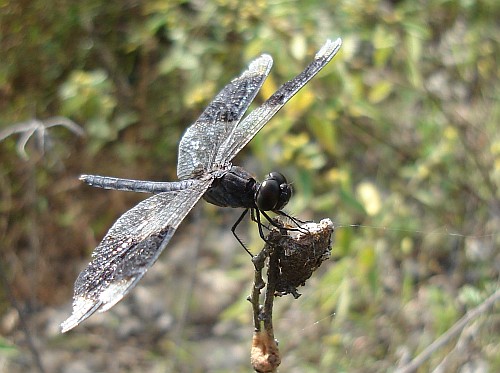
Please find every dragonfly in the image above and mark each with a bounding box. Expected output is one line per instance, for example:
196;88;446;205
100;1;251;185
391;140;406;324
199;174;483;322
61;38;342;332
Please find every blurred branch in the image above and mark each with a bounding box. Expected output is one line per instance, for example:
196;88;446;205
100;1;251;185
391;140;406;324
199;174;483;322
451;111;500;215
431;320;481;373
0;116;84;160
0;115;83;372
0;258;46;373
396;287;500;373
425;90;500;216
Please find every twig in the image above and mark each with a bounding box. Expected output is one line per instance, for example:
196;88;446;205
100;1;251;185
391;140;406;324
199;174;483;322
263;243;279;335
250;248;267;332
0;116;84;160
431;320;480;373
250;233;281;373
396;287;500;373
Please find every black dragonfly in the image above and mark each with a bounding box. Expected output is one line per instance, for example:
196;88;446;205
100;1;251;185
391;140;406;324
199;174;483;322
61;38;342;332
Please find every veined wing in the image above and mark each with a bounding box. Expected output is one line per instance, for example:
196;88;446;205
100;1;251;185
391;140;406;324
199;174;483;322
177;54;273;180
61;177;212;332
216;38;342;165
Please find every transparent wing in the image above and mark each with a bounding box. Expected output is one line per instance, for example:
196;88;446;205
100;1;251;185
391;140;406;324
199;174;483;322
61;177;212;332
216;38;342;165
177;54;273;180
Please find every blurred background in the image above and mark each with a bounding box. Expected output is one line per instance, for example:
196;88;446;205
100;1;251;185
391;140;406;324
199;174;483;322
0;0;498;372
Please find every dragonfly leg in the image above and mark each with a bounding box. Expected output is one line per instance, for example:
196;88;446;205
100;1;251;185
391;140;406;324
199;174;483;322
275;210;309;232
260;210;309;234
231;209;254;257
252;208;271;242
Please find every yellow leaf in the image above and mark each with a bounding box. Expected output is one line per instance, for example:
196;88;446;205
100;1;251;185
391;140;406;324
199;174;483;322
356;181;382;216
368;81;392;103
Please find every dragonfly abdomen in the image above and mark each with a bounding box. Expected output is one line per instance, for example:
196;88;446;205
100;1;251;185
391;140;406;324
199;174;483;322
79;174;196;194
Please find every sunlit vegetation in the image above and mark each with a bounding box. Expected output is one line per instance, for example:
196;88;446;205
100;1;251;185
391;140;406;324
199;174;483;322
1;1;498;372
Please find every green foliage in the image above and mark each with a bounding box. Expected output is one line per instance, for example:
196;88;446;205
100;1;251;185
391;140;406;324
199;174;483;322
59;70;116;136
0;0;498;372
0;336;19;357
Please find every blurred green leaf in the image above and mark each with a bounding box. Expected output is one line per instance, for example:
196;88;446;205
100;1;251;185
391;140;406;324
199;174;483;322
0;337;19;356
427;286;460;335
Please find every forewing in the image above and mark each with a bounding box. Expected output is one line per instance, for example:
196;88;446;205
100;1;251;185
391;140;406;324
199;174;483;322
177;54;273;180
61;177;212;332
216;38;342;165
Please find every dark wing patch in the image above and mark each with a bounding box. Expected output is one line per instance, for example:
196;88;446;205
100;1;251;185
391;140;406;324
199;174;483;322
216;38;342;165
177;55;273;180
61;178;212;332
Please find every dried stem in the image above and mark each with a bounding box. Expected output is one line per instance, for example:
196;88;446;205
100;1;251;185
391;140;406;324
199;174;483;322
249;236;281;373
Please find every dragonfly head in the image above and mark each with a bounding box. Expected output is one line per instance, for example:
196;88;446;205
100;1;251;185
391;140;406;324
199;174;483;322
255;172;292;212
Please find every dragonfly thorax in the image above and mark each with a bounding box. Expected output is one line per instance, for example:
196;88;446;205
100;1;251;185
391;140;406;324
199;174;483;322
202;167;291;212
202;166;258;209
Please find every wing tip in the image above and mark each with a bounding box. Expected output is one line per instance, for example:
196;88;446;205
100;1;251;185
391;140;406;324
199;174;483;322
60;297;103;333
316;38;343;60
246;54;273;76
60;316;79;333
60;277;138;333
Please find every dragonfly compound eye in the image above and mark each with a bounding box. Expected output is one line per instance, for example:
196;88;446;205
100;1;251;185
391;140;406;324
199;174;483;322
256;172;292;211
256;179;280;211
268;171;287;186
